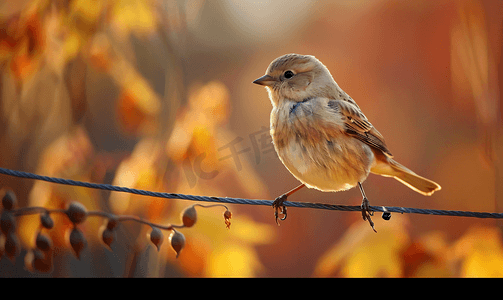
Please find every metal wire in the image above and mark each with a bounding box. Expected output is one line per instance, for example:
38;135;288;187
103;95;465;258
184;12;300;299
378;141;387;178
1;167;502;219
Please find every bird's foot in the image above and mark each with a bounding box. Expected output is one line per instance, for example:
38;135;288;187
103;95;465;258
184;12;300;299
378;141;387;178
361;197;376;233
272;194;288;226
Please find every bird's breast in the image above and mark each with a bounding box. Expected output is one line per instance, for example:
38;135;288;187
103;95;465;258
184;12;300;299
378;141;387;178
270;100;375;192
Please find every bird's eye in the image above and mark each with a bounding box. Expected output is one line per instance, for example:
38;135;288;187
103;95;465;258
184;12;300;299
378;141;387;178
284;70;294;79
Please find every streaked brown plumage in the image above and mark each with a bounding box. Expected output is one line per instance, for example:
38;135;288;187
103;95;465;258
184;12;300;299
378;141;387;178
253;53;441;230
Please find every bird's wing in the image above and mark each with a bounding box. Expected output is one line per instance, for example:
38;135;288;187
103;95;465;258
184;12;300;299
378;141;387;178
328;99;393;157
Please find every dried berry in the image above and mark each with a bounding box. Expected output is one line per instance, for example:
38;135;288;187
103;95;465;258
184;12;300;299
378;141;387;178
1;189;16;210
33;255;52;273
223;209;232;229
40;213;54;229
68;227;87;259
35;232;53;252
101;227;115;250
33;252;52;273
24;249;42;273
66;202;88;224
0;211;15;234
0;235;4;260
5;232;20;262
181;205;197;227
149;227;164;252
170;229;185;258
24;249;37;273
106;216;119;230
25;249;52;273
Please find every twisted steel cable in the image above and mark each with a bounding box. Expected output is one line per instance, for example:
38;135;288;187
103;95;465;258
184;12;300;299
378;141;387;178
1;167;502;219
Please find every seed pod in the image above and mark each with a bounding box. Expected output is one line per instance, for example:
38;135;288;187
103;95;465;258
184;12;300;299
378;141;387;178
0;211;15;234
66;202;88;224
33;248;52;273
33;251;53;273
24;249;45;273
170;229;185;258
181;205;197;227
106;216;119;230
24;249;36;273
40;213;54;229
69;227;87;259
35;232;53;252
5;232;20;262
100;226;115;250
33;255;52;273
26;248;52;273
149;227;164;251
223;210;232;229
1;189;16;210
0;235;4;260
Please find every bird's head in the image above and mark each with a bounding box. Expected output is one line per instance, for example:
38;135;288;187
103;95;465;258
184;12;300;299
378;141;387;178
253;54;338;106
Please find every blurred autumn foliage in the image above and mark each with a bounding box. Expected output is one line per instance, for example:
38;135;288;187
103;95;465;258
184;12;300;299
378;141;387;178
0;0;502;277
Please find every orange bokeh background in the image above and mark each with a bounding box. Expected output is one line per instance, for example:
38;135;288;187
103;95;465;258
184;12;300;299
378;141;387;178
0;0;502;277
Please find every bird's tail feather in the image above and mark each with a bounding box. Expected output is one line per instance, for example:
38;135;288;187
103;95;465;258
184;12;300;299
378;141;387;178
371;158;441;196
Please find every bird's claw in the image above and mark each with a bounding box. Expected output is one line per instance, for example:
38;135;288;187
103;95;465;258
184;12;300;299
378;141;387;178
272;194;288;225
361;197;376;233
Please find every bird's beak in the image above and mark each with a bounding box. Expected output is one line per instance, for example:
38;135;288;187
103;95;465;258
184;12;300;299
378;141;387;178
253;75;275;86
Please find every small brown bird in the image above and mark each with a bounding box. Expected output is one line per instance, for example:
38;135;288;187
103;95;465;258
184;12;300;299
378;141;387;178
253;54;441;231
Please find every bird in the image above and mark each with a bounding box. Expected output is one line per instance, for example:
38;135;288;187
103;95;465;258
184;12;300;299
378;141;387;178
253;53;441;231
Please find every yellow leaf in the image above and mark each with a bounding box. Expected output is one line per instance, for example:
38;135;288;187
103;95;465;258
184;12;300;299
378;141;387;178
205;243;265;277
111;0;157;38
63;32;81;61
70;0;102;27
453;226;503;277
229;214;275;244
314;216;410;277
